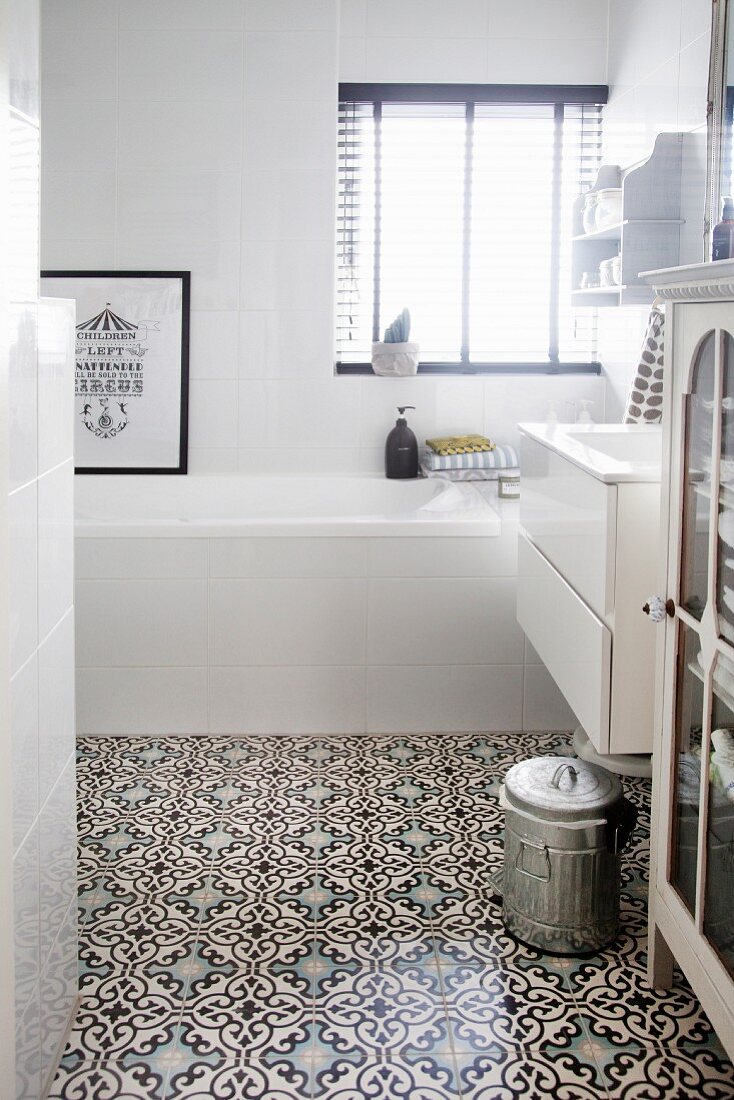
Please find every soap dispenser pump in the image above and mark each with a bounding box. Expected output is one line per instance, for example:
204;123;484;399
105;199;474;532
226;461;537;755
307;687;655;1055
385;406;418;479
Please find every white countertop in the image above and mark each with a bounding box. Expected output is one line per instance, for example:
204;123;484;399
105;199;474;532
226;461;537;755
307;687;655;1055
518;422;662;484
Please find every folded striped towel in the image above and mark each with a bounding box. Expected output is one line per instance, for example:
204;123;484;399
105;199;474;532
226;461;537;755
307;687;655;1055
421;443;518;472
426;434;494;455
420;463;520;482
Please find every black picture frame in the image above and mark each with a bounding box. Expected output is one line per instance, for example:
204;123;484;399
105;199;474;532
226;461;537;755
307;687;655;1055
40;269;190;475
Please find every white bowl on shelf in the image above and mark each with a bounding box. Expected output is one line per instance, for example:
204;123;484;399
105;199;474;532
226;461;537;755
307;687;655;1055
594;188;623;230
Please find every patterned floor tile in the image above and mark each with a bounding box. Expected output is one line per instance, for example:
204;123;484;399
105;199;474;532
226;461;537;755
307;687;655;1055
195;893;315;969
165;1056;313;1099
441;961;585;1053
310;1053;461;1099
598;1042;734;1099
79;894;203;974
314;962;449;1058
178;964;315;1061
63;969;186;1063
455;1048;607;1099
570;954;718;1048
315;893;435;966
53;732;734;1100
47;1060;168;1099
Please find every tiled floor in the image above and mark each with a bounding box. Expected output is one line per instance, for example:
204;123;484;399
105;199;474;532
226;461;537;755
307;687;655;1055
51;732;734;1099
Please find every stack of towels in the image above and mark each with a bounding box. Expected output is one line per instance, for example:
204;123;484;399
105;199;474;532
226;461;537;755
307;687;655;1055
421;434;519;481
712;728;734;803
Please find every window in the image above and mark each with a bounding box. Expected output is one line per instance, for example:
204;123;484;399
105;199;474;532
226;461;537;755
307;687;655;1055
337;84;607;373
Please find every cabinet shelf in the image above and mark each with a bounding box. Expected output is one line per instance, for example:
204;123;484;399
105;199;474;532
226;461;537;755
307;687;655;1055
570;132;705;308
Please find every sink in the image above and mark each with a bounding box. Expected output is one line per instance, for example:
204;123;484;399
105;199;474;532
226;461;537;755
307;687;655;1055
518;423;662;483
565;427;662;463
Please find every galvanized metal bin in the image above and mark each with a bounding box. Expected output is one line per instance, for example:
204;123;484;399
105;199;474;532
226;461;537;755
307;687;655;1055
500;757;637;955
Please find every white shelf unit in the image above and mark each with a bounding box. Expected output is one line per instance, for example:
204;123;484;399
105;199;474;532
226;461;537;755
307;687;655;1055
571;132;704;308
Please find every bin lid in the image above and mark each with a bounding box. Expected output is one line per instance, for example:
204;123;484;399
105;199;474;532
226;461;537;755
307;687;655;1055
504;756;622;822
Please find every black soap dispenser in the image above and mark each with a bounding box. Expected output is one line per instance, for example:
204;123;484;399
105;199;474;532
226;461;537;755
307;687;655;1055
385;406;418;479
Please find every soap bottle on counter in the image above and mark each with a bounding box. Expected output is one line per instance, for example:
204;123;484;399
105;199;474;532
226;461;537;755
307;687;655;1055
385;406;418;479
713;197;734;261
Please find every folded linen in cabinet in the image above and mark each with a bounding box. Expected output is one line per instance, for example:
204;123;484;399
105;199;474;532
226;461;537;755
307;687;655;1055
422;443;519;472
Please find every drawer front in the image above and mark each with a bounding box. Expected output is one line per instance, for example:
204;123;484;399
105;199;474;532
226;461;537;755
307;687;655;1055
520;435;617;620
517;533;611;751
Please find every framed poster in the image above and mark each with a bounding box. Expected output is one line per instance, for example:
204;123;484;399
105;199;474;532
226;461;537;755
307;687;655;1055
40;270;190;474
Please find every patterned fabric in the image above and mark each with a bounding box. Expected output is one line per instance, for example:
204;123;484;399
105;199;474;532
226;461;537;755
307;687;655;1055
422;444;519;472
624;306;665;424
48;733;734;1100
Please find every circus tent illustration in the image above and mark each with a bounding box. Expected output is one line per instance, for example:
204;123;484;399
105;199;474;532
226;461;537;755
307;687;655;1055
76;303;138;333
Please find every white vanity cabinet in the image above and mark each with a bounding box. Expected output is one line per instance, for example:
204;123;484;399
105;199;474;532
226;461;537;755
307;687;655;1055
644;262;734;1059
517;424;661;756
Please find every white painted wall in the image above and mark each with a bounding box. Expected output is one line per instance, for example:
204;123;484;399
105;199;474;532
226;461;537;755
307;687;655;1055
9;0;78;1093
41;0;608;476
599;0;712;420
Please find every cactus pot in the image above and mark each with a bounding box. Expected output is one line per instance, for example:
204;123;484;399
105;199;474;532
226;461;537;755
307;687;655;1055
371;341;420;377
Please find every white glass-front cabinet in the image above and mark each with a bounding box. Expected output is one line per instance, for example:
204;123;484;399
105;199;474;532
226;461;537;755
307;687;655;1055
647;262;734;1058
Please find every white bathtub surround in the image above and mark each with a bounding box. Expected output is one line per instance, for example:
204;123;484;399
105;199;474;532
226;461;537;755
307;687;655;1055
75;476;574;736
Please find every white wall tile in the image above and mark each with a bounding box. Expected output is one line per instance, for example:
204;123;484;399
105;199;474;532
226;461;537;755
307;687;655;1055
243;97;337;170
118;29;244;100
340;0;367;38
367;577;524;664
38;897;77;1090
488;0;607;40
338;36;366;80
239;379;362;448
76;667;208;735
38;757;76;966
245;0;337;32
119;0;244;29
41;237;116;270
187;447;240;474
75;537;208;580
242;168;336;242
365;36;488;83
367;0;489;39
244;31;337;100
680;0;711;50
118;99;243;172
75;580;208;667
117;170;241;243
38;611;75;806
367;664;524;732
189;380;239;449
41;170;116;241
486;35;607;83
238;310;334;380
11;655;38;856
210;665;364;733
15;990;41;1100
367;533;517;578
41;3;117;100
38;297;74;476
42;99;117;172
9;483;37;677
523;663;578;731
240;239;335;312
10;0;40;118
8;301;37;491
236;446;365;474
37;459;73;642
210;537;368;578
210;578;367;665
116;239;241;311
13;823;39;1017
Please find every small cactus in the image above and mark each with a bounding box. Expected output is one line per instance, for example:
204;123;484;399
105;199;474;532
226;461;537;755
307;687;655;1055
383;307;411;343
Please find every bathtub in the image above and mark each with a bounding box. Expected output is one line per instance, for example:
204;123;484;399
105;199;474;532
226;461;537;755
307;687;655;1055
74;475;574;737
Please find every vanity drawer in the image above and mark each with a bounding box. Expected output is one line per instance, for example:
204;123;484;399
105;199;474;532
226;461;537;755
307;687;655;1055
521;436;617;620
517;533;611;751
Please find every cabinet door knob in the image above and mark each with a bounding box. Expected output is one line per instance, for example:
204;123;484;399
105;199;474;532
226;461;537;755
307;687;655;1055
642;596;675;622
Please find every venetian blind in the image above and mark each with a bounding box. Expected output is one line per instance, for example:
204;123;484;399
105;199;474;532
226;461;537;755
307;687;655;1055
337;87;605;371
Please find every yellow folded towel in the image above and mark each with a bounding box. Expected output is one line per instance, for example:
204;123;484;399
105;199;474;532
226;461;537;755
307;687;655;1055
426;434;495;456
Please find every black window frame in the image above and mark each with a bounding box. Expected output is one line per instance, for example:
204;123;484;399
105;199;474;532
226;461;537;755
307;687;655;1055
336;82;609;376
